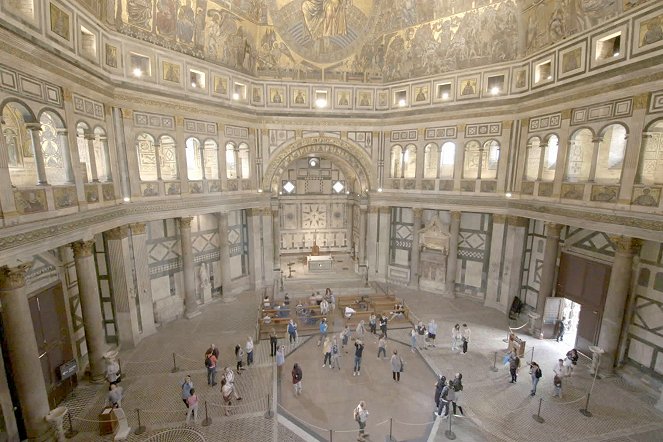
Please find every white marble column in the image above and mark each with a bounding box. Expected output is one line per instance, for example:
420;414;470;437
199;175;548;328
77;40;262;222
358;206;368;265
271;203;281;268
57;129;76;184
71;240;107;382
409;208;423;287
179;217;200;318
129;223;157;334
375;206;391;281
534;222;563;332
217;212;232;297
248;207;274;289
105;226;142;348
445;211;461;297
0;264;53;440
485;214;506;309
499;216;529;312
598;236;638;370
366;206;379;281
26;123;48;185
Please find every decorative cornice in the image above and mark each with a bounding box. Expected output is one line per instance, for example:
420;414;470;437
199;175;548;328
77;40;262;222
71;240;94;258
0;263;32;291
507;216;529;228
129;222;146;235
450;211;462;222
178;217;193;229
106;226;128;240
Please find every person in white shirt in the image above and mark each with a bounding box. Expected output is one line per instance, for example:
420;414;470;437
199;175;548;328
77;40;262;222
461;324;471;354
451;324;461;352
344;306;356;319
428;319;438;347
354;401;369;440
553;358;565;378
246;336;254;367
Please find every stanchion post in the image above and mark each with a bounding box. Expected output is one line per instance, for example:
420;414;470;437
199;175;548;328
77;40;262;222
171;352;179;373
202;401;212;426
264;393;274;418
532;398;545;423
388;417;395;442
580;393;593;417
118;358;122;379
490;351;498;372
329;429;333;442
134;408;146;435
64;411;78;439
444;412;456;440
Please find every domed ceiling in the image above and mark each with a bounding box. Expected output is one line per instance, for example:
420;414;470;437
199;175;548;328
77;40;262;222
90;0;643;83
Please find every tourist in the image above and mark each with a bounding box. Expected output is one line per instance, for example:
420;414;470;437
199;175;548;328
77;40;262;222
186;388;198;423
320;298;330;316
205;350;217;386
106;357;121;386
555;317;566;342
428;319;438;347
318;318;329;346
353;401;369;441
330;291;336;313
410;327;417;352
221;378;233;415
284;293;290;306
181;374;193;409
344;306;356;319
246;336;254;367
356;320;366;339
292;363;303;395
222;367;242;401
434;375;447;410
107;383;123;408
206;343;220;360
377;334;387;359
390;349;403;382
553;358;564;379
369;313;377;334
331;337;341;370
353;339;365;376
287;319;298;344
509;353;520;383
451;373;464;416
417;321;427;349
276;346;286;380
269;327;278;357
461;323;470;354
322;337;332;367
341;325;351;351
263;294;271;309
435;380;450;417
565;349;579;376
380;315;388;338
553;373;563;398
263;314;272;324
530;362;542;396
389;303;406;321
451;324;461;352
235;344;244;373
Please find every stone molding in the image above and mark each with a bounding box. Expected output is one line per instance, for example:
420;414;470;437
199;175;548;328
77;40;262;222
178;217;193;229
0;263;32;290
493;214;507;224
450;211;462;221
507;216;529;227
545;222;563;237
129;222;146;235
106;226;128;240
71;240;94;258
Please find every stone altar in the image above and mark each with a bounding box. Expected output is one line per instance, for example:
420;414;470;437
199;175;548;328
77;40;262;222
307;255;333;272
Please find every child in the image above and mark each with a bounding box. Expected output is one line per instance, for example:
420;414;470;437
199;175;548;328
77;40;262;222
186;388;199;423
553;374;563;398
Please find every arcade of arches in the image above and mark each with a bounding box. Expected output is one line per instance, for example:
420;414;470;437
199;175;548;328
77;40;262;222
1;0;663;441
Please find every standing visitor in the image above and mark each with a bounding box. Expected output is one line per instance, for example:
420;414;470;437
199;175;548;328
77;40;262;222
353;339;365;376
428;319;438;347
565;349;579;376
235;344;244;373
461;323;471;354
436;380;450;417
553;359;564;379
106;357;121;386
410;327;417;352
390;350;403;382
205;351;217;386
107;384;123;408
434;375;447;410
341;325;351;352
369;313;377;334
380;315;388;338
246;337;254;367
186;388;199;423
181;375;193;409
322;337;332;367
377;334;387;359
530;362;542;396
292;363;303;395
222;367;242;401
318;318;329;346
221;379;233;416
287;319;298;344
356;320;366;339
451;373;465;416
276;345;286;377
353;401;369;441
509;354;520;383
553;373;563;398
269;328;278;357
451;324;461;352
555;317;566;342
417;321;427;349
331;337;341;370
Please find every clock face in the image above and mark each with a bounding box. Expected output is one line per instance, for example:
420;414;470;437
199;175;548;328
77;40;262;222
302;204;327;228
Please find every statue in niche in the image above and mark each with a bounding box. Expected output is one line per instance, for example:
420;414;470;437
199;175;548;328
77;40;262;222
199;262;210;288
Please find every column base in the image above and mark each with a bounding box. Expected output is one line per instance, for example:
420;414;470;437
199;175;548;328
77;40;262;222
89;373;107;384
26;425;55;442
185;309;201;319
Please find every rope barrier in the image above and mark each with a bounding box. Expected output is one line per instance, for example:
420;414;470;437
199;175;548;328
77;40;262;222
393;419;436;426
122;357;167;365
509;322;529;332
206;397;266;409
276;404;330;432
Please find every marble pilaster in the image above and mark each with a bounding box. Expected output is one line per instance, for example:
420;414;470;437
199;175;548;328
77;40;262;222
366;206;380;281
485;214;506;309
129;223;157;334
500;216;529;312
217;212;232;296
26;123;48;185
71;240;107;381
534;222;563;333
598;236;639;370
178;217;200;318
375;206;391;281
271;204;281;267
409;208;423;287
358;206;368;265
0;264;52;440
445;211;461;297
0;122;17;220
112;107;134;199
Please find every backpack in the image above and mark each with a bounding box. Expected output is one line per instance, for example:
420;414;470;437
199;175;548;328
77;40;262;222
535;368;542;379
205;356;212;368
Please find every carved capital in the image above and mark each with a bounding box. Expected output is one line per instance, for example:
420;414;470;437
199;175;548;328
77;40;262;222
0;263;33;291
609;236;641;254
71;240;95;258
378;206;390;215
458;124;466;132
634;94;649;110
413;208;423;219
175;116;184;126
25;122;42;132
450;211;461;222
507;216;529;228
120;108;133;119
561;109;572;120
493;214;507;224
106;226;128;240
178;217;193;229
368;206;380;214
130;222;146;235
545;222;563;237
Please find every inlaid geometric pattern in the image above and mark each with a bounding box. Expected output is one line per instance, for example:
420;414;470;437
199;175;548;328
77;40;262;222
634;298;663;331
566;229;616;256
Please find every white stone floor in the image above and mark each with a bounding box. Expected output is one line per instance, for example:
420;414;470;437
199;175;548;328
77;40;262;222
60;280;663;442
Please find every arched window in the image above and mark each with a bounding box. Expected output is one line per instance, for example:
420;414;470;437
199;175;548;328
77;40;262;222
565;128;594;182
637;119;663;185
238;142;250;178
391;145;403;178
423;143;439;179
158;135;178;180
541;135;558;181
439;141;455;179
482;140;500;180
136;133;157;180
2;102;37;187
226;142;237;179
185;137;203;180
403;144;417;178
524;137;542;181
40;111;70;184
595;124;627;183
204;139;219;179
463;140;482;179
76;122;92;182
93;126;111;182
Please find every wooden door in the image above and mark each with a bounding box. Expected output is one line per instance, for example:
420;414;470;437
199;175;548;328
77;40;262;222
556;252;611;353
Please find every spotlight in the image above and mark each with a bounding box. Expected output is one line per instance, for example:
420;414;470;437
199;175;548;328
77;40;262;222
547;75;552;80
123;196;131;202
441;92;449;100
345;190;350;194
377;187;383;192
132;68;142;78
398;99;407;107
315;97;327;108
257;189;263;193
232;92;240;100
613;52;620;57
505;192;512;198
490;87;500;95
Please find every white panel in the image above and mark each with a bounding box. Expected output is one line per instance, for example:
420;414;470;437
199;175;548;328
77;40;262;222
628;338;653;367
464;261;483;288
150;275;171;301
